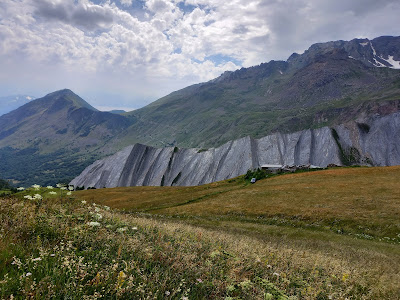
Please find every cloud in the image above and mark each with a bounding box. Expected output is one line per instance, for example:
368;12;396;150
120;0;133;7
0;0;399;108
34;0;114;31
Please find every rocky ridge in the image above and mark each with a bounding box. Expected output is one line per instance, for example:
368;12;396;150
71;112;400;188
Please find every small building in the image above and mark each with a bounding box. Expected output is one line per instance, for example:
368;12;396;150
261;164;283;174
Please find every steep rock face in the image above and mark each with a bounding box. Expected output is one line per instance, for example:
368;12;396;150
71;112;400;188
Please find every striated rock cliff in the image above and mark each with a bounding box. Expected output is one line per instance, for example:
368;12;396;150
70;112;400;188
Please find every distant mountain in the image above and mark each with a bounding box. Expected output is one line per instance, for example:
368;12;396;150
109;110;126;114
117;36;400;148
1;36;400;186
0;89;131;186
0;95;35;116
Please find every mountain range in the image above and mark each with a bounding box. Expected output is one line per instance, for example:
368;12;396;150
1;35;400;186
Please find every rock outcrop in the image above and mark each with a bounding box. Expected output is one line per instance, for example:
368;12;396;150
70;112;400;188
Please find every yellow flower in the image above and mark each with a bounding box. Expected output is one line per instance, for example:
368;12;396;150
117;271;127;289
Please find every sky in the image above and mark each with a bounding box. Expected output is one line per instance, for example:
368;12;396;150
0;0;399;111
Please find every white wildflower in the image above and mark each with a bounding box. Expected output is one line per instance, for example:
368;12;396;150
66;191;72;196
103;205;110;211
95;207;101;212
33;194;42;200
117;227;128;233
49;191;57;195
17;187;25;191
131;227;138;230
68;186;74;191
81;200;87;204
56;183;63;188
32;257;42;262
165;291;170;296
31;184;41;190
11;257;22;268
87;222;101;227
46;186;54;190
60;187;67;190
24;195;33;200
94;213;102;220
26;272;32;277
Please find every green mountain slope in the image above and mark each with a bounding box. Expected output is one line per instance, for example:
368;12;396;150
116;37;400;148
0;89;131;186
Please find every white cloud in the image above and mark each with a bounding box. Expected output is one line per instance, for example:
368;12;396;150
120;0;132;7
95;105;135;112
0;0;399;107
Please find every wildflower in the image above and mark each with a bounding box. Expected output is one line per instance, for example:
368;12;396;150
24;195;33;200
32;257;42;262
226;285;235;292
131;226;138;230
165;291;171;296
87;222;101;227
33;194;42;200
60;187;67;190
17;187;25;191
117;227;128;233
26;272;32;277
46;186;54;189
11;257;22;268
49;191;57;195
117;271;127;288
103;205;110;211
95;207;101;212
66;191;72;196
81;200;87;204
94;213;103;220
68;185;74;191
50;254;55;257
32;184;41;190
196;278;203;283
210;250;220;258
273;272;280;277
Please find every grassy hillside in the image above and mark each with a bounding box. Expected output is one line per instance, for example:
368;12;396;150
77;166;400;241
75;167;400;298
1;167;400;298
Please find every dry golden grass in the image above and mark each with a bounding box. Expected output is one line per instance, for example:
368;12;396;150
161;167;400;222
77;167;400;237
76;177;244;212
74;166;400;297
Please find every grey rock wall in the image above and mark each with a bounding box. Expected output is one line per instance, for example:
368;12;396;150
70;112;400;188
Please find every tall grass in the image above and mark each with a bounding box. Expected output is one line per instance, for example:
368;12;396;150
2;193;398;299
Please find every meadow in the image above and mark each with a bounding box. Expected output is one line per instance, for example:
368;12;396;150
1;167;400;299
